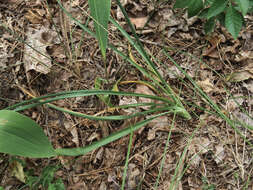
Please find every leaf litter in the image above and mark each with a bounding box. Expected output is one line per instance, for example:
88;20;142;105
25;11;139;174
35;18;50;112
0;0;253;189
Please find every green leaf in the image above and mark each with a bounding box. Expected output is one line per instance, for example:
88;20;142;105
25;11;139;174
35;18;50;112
249;1;253;13
48;180;65;190
216;12;226;26
55;112;170;156
234;0;249;16
207;0;228;19
204;17;216;34
0;110;56;158
199;8;209;18
204;0;215;6
225;5;243;39
88;0;111;60
173;0;191;8
188;0;204;17
94;77;112;106
40;165;59;187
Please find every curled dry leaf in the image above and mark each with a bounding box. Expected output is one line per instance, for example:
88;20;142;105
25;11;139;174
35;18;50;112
235;50;253;62
167;65;185;79
126;163;140;189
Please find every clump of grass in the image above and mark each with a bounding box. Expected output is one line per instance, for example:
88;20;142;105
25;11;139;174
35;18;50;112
0;0;252;189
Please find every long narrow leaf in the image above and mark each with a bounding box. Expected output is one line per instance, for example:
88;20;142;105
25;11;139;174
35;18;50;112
55;112;169;156
88;0;111;59
6;90;173;110
163;50;253;147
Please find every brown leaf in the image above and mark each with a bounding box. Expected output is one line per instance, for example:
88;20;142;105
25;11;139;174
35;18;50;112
243;80;253;93
48;44;66;59
134;84;155;110
226;70;253;82
64;120;79;146
23;26;58;74
130;17;148;29
24;9;45;24
214;144;225;164
235;50;253;61
119;97;138;115
197;79;215;93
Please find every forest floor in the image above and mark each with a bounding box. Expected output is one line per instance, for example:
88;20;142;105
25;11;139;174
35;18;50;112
0;0;253;189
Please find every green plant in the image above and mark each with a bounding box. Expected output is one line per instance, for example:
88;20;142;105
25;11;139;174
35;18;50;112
25;165;64;190
0;0;191;158
88;0;111;60
173;0;253;38
0;0;252;189
201;176;216;190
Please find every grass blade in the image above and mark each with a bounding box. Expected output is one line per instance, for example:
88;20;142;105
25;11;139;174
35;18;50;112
163;49;253;147
88;0;111;59
55;112;169;156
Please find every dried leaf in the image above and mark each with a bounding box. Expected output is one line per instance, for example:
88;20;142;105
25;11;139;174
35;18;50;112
9;160;26;183
226;70;253;82
23;26;57;74
126;163;140;189
235;50;253;61
197;79;215;93
99;181;107;190
24;9;44;24
64;120;79;146
119;97;138;115
147;116;169;140
188;137;211;167
135;84;155;110
130;16;148;29
167;65;185;79
226;94;244;111
243;80;253;93
214;144;225;164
